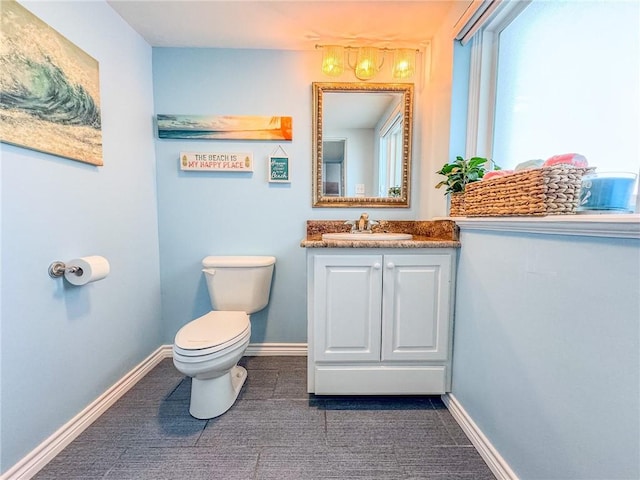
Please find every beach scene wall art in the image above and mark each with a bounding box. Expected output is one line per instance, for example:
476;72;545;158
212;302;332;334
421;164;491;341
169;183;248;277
157;115;293;141
0;0;103;166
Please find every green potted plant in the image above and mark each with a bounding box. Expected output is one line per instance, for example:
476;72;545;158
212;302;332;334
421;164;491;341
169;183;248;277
387;186;401;198
435;156;488;215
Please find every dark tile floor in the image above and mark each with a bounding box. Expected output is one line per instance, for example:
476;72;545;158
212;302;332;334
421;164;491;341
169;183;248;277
34;356;496;479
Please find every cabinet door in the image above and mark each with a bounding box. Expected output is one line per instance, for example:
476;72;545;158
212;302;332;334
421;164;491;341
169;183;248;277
381;254;451;361
313;255;382;362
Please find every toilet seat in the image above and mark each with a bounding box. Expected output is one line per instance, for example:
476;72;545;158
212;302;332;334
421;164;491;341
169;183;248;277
174;311;250;357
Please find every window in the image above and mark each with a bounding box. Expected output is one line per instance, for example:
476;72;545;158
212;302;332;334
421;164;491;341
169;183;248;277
463;0;639;180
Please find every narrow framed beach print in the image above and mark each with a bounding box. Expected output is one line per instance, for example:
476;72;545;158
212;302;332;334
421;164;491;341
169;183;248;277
157;115;293;141
0;0;103;166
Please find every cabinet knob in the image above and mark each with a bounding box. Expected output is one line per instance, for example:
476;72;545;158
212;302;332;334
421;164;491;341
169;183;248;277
386;262;395;269
373;263;381;269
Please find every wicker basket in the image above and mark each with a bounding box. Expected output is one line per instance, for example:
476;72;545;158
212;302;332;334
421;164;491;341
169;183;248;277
449;192;465;216
463;164;593;216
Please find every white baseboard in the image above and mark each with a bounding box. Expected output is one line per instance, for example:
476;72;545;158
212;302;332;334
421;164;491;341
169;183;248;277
442;393;519;480
245;342;307;356
1;346;171;480
159;343;308;357
1;343;304;479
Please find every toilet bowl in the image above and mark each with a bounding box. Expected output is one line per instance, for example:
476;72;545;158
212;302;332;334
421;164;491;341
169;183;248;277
173;311;251;419
172;256;275;419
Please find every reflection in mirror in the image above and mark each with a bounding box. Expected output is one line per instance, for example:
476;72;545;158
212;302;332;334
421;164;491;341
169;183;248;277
322;139;346;196
313;82;413;208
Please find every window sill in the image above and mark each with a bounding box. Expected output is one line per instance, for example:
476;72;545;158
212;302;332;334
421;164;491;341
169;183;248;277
445;214;640;239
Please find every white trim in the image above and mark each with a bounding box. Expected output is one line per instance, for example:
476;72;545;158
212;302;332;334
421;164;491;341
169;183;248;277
244;342;307;356
1;346;172;480
453;0;487;39
476;29;499;158
442;393;519;480
451;214;640;239
453;0;499;43
465;34;483;157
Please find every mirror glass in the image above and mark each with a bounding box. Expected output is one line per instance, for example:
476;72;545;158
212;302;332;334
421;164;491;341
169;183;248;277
313;82;413;207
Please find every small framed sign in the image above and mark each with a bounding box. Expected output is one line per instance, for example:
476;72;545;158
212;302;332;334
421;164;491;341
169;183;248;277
269;146;290;183
180;152;253;172
269;156;289;183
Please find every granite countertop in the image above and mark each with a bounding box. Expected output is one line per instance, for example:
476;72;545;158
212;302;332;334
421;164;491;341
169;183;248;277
300;220;461;248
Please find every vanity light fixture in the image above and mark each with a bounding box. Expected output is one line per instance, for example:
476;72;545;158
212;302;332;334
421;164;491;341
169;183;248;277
317;45;418;80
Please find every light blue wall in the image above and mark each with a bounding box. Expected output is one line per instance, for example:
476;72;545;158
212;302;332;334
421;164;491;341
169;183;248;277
452;229;640;479
0;1;160;472
152;48;420;345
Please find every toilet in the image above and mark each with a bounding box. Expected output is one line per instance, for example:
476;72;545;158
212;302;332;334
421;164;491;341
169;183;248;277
172;255;276;419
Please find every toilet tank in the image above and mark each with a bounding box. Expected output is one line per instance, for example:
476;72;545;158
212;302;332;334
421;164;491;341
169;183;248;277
202;256;275;314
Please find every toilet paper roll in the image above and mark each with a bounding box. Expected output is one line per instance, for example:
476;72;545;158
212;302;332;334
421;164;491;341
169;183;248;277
64;256;110;286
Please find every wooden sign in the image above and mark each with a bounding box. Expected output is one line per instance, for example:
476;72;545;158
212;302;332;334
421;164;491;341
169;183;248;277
180;152;253;172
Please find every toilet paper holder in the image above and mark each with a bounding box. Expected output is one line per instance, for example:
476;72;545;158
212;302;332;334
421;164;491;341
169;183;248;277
49;256;110;285
48;261;82;278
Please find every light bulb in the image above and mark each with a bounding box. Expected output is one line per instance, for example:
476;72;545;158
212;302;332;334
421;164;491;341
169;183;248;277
321;45;344;76
355;47;381;81
392;48;416;79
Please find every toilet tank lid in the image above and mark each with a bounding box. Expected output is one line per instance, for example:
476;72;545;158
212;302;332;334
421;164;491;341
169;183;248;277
202;256;276;268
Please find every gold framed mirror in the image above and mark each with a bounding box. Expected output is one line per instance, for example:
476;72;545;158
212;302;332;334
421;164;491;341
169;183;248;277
312;82;413;208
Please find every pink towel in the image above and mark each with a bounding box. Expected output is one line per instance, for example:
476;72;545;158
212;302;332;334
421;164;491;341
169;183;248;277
483;170;514;180
543;153;588;167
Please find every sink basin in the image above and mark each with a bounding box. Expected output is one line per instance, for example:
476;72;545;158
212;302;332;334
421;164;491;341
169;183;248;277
322;232;413;241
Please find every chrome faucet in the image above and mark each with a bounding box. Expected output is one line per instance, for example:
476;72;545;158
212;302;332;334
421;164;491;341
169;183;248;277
345;213;378;233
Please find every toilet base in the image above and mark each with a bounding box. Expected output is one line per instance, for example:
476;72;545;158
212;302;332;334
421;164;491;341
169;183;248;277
189;365;247;419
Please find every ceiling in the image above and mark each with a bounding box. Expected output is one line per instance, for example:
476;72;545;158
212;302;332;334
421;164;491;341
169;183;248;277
106;1;456;50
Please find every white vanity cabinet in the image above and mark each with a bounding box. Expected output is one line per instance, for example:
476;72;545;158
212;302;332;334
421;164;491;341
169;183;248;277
307;249;456;395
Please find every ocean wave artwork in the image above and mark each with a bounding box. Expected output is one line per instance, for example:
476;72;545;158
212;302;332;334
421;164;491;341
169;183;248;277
0;0;103;166
157;115;293;141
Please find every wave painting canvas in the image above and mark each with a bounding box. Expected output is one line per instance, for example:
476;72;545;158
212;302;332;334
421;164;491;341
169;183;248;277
157;115;293;141
0;0;102;166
